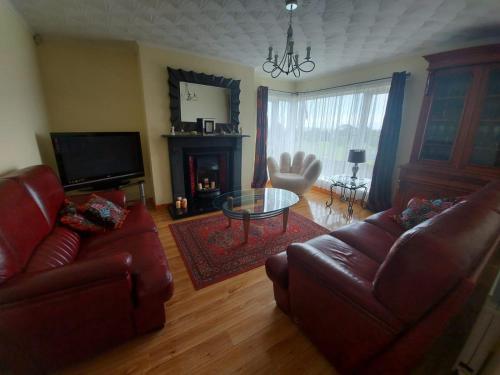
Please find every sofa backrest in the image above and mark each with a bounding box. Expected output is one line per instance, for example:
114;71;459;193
374;180;500;324
3;165;65;227
0;179;52;283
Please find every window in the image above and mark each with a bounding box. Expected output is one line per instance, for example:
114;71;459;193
267;80;390;189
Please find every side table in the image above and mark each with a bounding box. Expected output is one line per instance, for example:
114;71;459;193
326;175;368;216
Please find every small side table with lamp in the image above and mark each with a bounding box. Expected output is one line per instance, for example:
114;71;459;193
326;149;368;217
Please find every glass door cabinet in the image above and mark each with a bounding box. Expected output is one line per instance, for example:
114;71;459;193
398;45;500;205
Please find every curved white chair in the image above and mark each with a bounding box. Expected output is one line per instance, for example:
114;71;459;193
267;151;322;196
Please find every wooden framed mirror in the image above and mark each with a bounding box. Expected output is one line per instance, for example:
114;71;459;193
167;67;241;134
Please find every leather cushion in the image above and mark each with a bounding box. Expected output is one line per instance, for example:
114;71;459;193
265;252;289;289
25;227;80;273
81;203;157;250
0;237;18;284
78;231;173;303
303;234;379;282
4;165;64;227
375;198;500;323
364;208;405;237
467;180;500;212
331;222;398;263
0;179;51;280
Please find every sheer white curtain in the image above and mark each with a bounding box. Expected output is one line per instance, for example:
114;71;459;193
267;80;390;189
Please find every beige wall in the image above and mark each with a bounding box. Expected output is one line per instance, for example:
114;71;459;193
138;44;258;205
36;38;153;198
34;37;294;205
255;74;296;93
0;0;50;175
295;56;429;189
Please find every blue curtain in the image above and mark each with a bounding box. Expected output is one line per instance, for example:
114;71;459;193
367;72;407;212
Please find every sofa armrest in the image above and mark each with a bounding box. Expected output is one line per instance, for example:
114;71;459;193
286;243;404;372
287;243;401;329
68;190;127;208
0;253;132;305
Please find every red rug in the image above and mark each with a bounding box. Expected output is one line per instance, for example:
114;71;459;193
169;211;329;289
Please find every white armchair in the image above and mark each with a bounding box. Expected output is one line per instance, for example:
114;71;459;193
267;151;322;196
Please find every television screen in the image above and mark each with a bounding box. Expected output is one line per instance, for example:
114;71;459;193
51;132;145;189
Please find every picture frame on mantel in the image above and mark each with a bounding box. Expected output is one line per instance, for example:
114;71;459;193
203;118;215;135
167;67;241;134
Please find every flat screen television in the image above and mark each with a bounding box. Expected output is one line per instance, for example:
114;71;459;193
51;132;145;190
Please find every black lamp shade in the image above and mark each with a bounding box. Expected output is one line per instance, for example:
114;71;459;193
348;149;366;164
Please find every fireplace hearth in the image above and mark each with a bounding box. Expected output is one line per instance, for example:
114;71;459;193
164;134;248;219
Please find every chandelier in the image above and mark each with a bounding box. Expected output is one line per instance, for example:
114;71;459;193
262;0;316;78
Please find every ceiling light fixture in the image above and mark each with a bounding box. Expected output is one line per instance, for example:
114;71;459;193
263;0;315;78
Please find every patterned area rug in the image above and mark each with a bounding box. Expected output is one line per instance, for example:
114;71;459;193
169;211;329;289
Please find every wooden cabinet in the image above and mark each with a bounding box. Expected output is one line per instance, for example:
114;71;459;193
398;45;500;204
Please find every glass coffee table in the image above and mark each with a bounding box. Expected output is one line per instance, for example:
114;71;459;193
214;188;300;243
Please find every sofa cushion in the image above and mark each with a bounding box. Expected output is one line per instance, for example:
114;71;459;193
60;213;106;233
374;197;500;324
80;203;157;249
365;208;405;237
79;194;129;229
0;179;51;281
304;234;380;282
4;165;64;227
331;222;398;264
78;232;173;303
395;197;462;230
25;227;80;273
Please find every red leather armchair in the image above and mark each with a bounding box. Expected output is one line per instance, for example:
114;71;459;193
0;165;174;373
266;180;500;374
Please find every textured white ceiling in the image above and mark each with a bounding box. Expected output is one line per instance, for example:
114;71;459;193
10;0;500;79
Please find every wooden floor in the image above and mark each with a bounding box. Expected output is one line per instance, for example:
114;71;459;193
59;189;372;375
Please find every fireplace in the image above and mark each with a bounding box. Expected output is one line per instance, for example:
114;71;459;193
186;151;228;202
164;135;247;219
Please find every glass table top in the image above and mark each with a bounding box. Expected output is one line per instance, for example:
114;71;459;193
331;175;368;189
213;188;299;219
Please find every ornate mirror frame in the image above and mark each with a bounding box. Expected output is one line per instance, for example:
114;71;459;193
167;67;241;133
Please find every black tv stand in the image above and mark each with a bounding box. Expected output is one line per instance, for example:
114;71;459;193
77;180;146;206
79;179;130;191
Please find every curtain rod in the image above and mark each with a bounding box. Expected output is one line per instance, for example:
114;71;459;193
268;72;411;95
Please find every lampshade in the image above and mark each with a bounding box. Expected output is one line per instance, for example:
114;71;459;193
348;149;366;164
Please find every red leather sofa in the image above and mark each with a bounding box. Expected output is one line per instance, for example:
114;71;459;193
266;180;500;374
0;165;174;373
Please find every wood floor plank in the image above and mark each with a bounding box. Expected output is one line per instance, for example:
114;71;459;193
58;190;369;374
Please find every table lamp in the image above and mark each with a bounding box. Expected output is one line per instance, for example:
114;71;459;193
348;149;366;180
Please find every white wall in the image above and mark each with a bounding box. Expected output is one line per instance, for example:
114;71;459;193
0;0;50;174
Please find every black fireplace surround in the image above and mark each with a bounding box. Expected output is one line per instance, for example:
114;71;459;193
164;135;248;219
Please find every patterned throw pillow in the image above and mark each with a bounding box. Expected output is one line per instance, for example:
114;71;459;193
80;194;129;229
59;198;105;233
60;213;106;233
395;197;463;230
